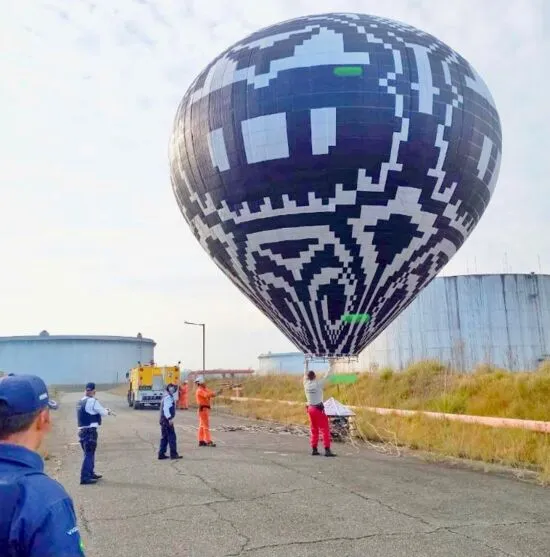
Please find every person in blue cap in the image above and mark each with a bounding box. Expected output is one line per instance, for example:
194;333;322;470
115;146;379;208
77;382;113;485
0;374;86;556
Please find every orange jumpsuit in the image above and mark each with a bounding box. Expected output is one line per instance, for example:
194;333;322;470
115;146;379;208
178;383;188;410
196;385;215;444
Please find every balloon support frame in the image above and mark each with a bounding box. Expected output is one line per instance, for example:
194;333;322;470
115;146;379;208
303;354;359;373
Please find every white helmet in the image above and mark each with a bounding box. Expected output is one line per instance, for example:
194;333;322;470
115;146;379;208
194;375;205;384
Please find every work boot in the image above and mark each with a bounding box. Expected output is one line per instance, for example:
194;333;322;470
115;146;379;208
92;473;103;479
158;454;169;460
80;478;97;485
170;455;183;460
206;441;216;447
311;447;320;456
198;441;207;447
324;448;336;457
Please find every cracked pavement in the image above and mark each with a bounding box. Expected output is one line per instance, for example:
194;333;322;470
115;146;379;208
46;392;550;557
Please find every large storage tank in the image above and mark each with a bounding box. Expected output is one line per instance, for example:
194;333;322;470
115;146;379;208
257;352;329;375
337;274;550;372
0;331;155;386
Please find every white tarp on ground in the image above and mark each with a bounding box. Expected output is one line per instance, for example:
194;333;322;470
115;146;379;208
323;397;355;417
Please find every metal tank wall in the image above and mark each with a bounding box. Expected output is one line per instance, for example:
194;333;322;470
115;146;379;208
334;274;550;373
257;352;329;375
0;334;155;385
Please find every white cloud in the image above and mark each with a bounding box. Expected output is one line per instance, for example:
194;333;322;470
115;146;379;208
0;0;548;369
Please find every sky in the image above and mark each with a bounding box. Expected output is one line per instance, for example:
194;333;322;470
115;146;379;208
0;0;548;370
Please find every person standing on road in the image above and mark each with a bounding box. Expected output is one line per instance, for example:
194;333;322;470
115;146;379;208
178;380;189;410
194;375;221;447
158;383;182;460
77;382;113;485
0;374;86;556
303;367;336;457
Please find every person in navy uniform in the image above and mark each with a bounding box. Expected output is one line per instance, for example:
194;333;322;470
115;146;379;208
77;382;113;485
0;374;86;556
158;383;182;460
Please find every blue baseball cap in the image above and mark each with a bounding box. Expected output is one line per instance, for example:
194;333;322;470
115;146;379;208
0;374;58;416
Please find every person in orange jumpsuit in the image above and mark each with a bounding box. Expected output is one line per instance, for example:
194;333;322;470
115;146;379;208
194;375;220;447
178;380;189;410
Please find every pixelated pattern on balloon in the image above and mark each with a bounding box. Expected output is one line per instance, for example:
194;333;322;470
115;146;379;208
169;13;502;357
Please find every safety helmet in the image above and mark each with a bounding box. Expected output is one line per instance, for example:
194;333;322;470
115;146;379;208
194;375;205;384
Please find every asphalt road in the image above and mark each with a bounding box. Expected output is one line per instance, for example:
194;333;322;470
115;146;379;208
46;391;550;557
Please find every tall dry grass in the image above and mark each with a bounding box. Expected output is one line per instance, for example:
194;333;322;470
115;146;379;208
354;410;550;482
238;360;550;420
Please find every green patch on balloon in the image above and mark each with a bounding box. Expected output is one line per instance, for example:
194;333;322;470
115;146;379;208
333;66;363;77
341;313;371;324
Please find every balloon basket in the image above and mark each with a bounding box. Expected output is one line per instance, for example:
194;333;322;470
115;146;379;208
329;416;351;442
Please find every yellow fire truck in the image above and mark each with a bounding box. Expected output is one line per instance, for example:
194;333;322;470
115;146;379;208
126;362;181;410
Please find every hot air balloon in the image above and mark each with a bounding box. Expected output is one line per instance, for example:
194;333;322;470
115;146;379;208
169;13;502;359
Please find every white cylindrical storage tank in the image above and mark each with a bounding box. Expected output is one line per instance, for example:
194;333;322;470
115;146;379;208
257;352;329;375
345;274;550;372
0;332;156;386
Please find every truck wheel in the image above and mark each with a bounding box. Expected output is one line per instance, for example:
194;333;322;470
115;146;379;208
128;392;133;407
134;401;141;410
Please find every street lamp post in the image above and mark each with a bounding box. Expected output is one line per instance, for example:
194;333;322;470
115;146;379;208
184;321;205;372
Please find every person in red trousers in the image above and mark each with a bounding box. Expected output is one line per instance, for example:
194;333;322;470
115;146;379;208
303;367;336;457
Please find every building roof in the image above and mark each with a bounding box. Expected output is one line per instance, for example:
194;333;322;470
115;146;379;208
258;351;303;359
439;272;550;279
0;333;156;345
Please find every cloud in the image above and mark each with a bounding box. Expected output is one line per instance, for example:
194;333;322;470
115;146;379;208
0;0;548;369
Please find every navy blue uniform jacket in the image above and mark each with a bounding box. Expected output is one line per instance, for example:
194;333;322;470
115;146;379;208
0;443;84;556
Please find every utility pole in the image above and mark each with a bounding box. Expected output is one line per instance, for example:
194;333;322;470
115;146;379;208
184;321;206;372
